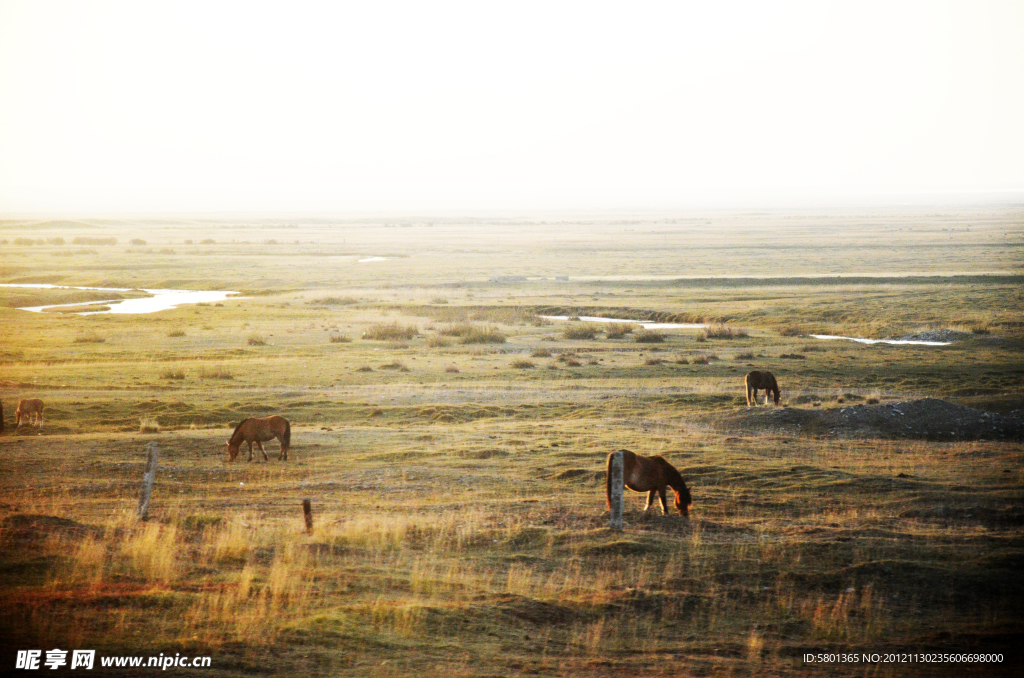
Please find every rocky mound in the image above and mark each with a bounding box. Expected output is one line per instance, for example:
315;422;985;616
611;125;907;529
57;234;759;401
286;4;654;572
723;398;1024;441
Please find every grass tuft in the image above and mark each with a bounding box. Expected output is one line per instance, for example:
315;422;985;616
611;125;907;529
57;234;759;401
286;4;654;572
563;324;598;340
634;329;665;343
73;332;105;344
364;322;419;341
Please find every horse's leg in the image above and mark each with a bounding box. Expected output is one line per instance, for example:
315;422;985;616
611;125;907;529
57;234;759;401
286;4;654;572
256;440;268;462
247;441;254;462
644;490;657;512
658;487;669;515
278;436;287;461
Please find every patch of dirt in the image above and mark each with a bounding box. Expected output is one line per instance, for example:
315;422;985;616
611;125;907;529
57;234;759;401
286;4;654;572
721;398;1024;441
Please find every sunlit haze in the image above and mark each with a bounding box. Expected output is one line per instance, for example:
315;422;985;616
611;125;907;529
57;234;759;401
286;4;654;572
1;0;1022;213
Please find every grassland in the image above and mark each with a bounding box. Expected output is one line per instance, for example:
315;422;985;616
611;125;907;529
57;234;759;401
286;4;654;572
1;208;1022;676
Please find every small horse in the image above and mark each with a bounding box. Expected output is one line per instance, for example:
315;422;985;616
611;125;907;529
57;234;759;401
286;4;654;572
227;416;291;462
607;449;693;517
745;370;780;406
15;399;44;429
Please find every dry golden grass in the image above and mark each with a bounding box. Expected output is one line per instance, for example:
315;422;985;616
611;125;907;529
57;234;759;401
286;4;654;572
1;210;1022;676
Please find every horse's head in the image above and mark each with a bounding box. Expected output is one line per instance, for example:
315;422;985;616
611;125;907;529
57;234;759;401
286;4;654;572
673;482;693;517
772;390;781;405
226;440;240;461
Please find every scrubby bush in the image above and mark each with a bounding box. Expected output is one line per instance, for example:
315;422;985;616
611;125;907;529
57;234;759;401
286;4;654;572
329;333;352;343
735;351;755;360
511;359;535;369
363;322;418;341
246;334;266;346
198;365;233;379
458;326;506;344
704;324;748;339
160;367;186;380
634;329;665;343
379;360;410;372
73;332;105;344
530;348;551;357
167;329;186;338
563;324;597;340
72;236;116;245
605;323;634;339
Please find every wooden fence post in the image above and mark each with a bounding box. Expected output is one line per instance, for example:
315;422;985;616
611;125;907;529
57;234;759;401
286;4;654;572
302;498;313;535
609;450;624;531
137;442;159;521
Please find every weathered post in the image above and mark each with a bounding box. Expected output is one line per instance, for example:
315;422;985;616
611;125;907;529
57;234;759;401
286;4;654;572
136;442;159;521
609;449;624;531
302;498;313;535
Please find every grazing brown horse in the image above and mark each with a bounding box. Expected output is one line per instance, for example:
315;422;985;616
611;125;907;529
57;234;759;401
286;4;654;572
607;449;693;517
745;370;780;406
15;399;44;429
227;416;291;462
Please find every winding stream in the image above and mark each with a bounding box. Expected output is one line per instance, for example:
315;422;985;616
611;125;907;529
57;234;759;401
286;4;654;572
2;284;241;315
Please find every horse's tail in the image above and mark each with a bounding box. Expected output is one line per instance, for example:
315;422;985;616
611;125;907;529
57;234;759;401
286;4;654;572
282;418;291;450
0;400;4;434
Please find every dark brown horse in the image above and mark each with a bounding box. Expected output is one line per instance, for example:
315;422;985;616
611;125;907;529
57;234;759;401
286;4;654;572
15;398;44;429
607;449;693;516
745;370;780;406
227;416;291;462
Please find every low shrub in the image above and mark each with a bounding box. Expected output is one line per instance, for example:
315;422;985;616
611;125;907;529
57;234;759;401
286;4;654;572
246;334;266;346
379;361;410;371
563;324;597;340
309;296;359;306
634;329;665;343
778;326;801;337
160;367;186;380
426;335;451;348
511;359;535;369
644;357;664;365
445;365;459;373
167;329;186;338
704;324;748;339
458;326;506;344
198;365;232;379
364;322;418;341
735;351;755;360
73;332;105;344
605;322;634;339
72;236;116;246
139;417;160;433
329;333;352;343
531;348;552;357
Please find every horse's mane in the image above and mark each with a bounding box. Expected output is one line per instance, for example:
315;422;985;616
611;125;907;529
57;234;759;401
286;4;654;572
230;418;252;439
659;459;686;490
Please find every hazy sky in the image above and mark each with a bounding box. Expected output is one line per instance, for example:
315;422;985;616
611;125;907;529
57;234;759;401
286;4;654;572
1;1;1022;213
